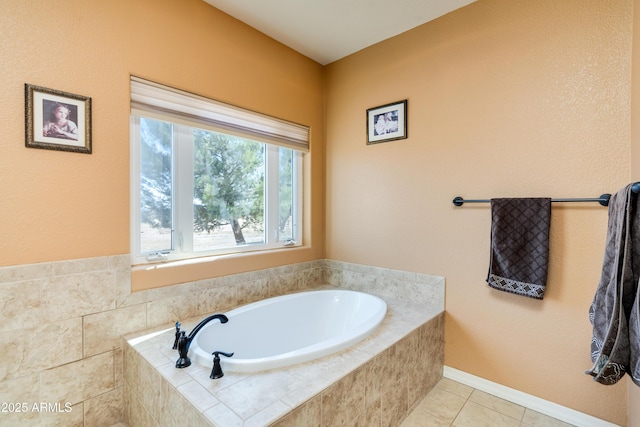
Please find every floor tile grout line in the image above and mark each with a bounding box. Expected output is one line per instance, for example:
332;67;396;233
403;379;574;427
449;386;474;426
468;387;528;424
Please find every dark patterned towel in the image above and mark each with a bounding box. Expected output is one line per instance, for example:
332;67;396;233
586;183;640;385
487;198;552;299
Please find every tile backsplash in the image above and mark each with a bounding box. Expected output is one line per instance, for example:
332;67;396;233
0;256;443;426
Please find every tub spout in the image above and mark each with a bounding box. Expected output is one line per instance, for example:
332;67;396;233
175;314;228;368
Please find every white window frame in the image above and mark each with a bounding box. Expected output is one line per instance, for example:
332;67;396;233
129;77;306;265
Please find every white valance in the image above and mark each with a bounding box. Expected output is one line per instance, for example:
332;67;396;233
130;76;309;152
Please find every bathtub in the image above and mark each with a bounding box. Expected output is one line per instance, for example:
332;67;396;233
190;289;387;372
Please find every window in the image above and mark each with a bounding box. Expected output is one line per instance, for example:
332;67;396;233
130;77;307;265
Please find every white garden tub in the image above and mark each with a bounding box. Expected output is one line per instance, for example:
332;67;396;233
190;289;387;373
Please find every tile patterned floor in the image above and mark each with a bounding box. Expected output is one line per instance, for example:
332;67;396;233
401;378;575;427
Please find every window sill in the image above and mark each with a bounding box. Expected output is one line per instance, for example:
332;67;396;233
130;245;314;292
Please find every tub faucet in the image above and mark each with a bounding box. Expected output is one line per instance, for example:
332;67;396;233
174;314;229;368
210;351;234;379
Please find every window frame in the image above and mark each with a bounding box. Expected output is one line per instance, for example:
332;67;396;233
129;78;306;266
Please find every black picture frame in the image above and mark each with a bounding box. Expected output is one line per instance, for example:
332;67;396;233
366;100;407;145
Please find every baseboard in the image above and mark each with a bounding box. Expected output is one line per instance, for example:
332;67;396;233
443;366;620;427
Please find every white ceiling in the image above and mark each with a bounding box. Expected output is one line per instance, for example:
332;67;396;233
203;0;477;65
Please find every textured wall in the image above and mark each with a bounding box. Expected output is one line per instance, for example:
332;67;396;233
325;0;631;424
0;0;325;288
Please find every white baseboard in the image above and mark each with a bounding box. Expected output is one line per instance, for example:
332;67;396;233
443;366;620;427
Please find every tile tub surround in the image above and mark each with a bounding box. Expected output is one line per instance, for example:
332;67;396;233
0;255;443;426
0;256;323;426
324;259;445;307
123;294;444;426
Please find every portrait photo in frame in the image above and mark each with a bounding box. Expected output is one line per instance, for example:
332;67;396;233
366;99;407;145
25;83;92;154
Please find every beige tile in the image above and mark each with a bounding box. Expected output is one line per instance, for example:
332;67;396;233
271;395;321;427
108;254;131;272
163;379;206;427
198;282;238;314
204;402;244;426
453;400;520;427
135;356;164;421
156;360;194;388
189;362;252;395
418;387;467;423
114;347;124;389
0;375;40;425
469;389;525;420
115;264;133;307
44;271;116;321
362;397;382;427
191;411;218;427
38;402;84;427
217;370;306;419
120;280;194;308
268;272;298;296
0;261;52;283
522;409;576;427
321;366;367;426
0;410;40;426
401;404;451;427
0;373;39;404
83;386;124;427
128;391;159;427
123;382;131;426
139;347;174;369
52;256;110;276
381;379;409;427
176;380;219;413
0;279;43;332
123;344;143;398
244;401;295;427
84;304;147;357
365;346;395;405
41;351;115;405
236;279;269;306
436;377;473;399
146;292;198;328
0;317;83;381
403;327;431;407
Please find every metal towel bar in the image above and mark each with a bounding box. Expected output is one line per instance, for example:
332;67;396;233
452;183;640;207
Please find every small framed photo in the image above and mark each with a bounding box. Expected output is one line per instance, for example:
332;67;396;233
366;99;407;145
25;83;92;154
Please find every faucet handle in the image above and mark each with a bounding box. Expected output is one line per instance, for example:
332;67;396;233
172;321;181;350
210;351;234;379
175;331;191;368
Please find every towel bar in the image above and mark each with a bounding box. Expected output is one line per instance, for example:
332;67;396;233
452;195;611;207
453;183;640;207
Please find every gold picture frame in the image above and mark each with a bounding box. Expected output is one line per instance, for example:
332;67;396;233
25;83;92;154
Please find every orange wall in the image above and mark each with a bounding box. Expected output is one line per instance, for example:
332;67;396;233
325;0;630;424
2;0;635;423
0;0;325;286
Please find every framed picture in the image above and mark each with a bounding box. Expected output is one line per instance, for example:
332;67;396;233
25;83;92;154
366;99;407;145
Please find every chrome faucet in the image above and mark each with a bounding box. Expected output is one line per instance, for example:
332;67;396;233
174;314;229;368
